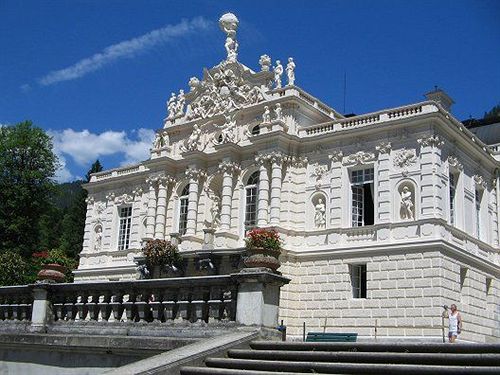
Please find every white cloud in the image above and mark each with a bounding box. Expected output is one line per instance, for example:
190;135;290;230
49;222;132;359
38;17;211;86
49;127;155;182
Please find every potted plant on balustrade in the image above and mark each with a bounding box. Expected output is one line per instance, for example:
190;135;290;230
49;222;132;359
33;249;77;283
142;239;184;279
244;228;283;272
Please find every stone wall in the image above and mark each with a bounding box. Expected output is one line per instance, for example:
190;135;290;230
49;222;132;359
279;248;499;343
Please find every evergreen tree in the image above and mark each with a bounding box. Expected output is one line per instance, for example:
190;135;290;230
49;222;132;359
483;104;500;120
0;121;58;257
59;160;103;258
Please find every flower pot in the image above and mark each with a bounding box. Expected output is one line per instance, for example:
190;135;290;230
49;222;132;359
37;263;66;283
244;247;281;272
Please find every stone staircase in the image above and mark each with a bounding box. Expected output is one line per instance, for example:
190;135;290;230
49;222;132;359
180;341;500;374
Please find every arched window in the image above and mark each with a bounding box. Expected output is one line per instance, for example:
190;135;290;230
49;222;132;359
179;184;189;235
251;125;260;135
244;171;259;231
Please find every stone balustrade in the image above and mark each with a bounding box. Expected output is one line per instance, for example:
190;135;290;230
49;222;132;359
0;285;32;322
0;270;290;332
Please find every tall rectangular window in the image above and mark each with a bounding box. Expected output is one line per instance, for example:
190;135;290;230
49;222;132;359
118;206;132;251
449;173;456;225
351;168;374;227
351;264;367;298
179;198;189;235
244;171;259;232
475;189;482;239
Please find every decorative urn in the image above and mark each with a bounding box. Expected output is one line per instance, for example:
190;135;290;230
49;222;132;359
243;228;282;272
37;263;66;283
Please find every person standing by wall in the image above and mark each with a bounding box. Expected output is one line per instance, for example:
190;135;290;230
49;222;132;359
443;304;463;343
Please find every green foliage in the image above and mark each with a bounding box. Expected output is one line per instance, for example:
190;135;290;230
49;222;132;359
483;104;500;120
0;121;58;257
143;239;182;269
0;251;31;286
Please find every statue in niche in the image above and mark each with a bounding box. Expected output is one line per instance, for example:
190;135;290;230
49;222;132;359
184;124;202;152
286;57;296;86
274;103;283;121
262;106;271;123
166;93;177;120
400;186;414;220
94;225;102;252
274;60;283;89
209;195;221;229
314;198;326;228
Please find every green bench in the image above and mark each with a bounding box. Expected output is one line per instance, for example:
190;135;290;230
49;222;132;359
306;332;358;342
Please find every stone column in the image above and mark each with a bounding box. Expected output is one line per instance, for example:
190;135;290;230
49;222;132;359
185;167;206;236
155;177;168;239
375;142;392;223
218;161;240;231
82;196;94;253
145;177;157;239
130;188;143;248
269;153;285;225
256;156;270;227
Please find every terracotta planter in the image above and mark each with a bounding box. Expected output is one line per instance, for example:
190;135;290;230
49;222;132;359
37;263;66;283
244;247;281;272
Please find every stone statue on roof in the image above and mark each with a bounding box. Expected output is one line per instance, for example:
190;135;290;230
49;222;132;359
219;13;239;63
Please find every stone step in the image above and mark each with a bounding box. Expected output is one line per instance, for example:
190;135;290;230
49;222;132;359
249;341;500;354
227;349;500;366
180;367;314;375
204;357;500;374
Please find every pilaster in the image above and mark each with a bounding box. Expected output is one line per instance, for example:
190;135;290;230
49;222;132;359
269;153;286;225
418;134;444;218
328;150;343;227
103;193;115;250
375;142;392;223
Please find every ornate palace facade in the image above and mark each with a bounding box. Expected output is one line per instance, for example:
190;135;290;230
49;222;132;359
75;13;500;342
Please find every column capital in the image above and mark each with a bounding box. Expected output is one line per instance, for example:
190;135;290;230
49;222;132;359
105;193;115;202
158;174;176;187
255;151;289;166
185;167;207;181
85;196;95;205
218;160;241;175
132;187;143;197
146;176;157;188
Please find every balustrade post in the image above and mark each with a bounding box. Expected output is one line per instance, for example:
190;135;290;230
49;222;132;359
30;286;51;333
231;270;290;328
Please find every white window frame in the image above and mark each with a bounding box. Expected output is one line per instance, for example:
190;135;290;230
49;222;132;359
350;168;374;227
117;206;132;251
350;264;367;299
178;184;189;235
244;171;259;232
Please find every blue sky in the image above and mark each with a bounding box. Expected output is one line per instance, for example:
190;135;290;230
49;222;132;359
1;0;499;182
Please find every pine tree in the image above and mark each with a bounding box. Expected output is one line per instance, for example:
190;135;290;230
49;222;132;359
59;160;103;258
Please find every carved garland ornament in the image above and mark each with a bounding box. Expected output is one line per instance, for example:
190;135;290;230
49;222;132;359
393;149;417;169
376;142;392;154
343;151;376;165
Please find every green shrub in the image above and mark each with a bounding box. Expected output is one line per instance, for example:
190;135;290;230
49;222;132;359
0;251;31;286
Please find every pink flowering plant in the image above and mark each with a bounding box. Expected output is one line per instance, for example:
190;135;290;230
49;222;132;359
244;228;282;252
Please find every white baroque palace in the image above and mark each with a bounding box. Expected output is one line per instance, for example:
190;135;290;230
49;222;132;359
76;13;500;343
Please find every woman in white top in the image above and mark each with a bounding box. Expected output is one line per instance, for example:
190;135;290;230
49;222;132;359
444;304;462;343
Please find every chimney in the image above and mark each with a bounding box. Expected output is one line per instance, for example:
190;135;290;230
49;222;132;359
424;86;455;112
